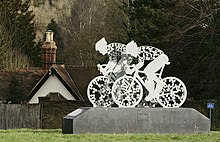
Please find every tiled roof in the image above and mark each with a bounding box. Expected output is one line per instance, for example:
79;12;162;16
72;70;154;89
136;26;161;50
65;66;99;100
0;65;99;103
0;68;47;102
27;65;84;102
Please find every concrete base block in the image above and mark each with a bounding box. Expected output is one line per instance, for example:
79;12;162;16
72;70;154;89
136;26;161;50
62;107;210;134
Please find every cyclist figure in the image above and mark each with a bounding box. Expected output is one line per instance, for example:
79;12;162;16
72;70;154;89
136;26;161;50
126;46;170;101
95;37;138;80
113;40;139;78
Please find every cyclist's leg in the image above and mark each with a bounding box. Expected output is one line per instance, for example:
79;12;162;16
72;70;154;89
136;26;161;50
144;66;165;100
153;75;165;94
144;59;166;93
144;63;158;90
146;70;165;92
113;58;126;79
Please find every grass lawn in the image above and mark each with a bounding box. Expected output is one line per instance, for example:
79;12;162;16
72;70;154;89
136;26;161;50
0;129;219;142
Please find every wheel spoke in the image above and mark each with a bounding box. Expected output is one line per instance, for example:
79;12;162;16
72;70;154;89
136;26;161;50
158;77;187;108
87;76;114;107
112;76;143;107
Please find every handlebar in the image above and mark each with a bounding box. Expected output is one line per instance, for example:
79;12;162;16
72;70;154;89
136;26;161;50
127;64;136;68
125;64;136;75
97;64;108;75
97;64;107;70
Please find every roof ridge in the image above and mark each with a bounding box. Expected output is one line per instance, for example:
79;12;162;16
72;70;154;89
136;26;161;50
52;65;84;100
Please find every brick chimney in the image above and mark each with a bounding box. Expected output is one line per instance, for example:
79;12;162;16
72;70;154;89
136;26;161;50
41;30;57;69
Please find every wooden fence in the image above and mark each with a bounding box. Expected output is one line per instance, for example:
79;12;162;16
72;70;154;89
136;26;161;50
0;104;40;129
0;100;219;130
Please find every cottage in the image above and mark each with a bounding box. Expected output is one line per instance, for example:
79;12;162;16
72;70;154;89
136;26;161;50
27;64;83;104
0;31;98;104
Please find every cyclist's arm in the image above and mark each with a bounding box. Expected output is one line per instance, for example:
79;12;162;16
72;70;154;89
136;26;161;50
126;61;144;74
99;60;116;76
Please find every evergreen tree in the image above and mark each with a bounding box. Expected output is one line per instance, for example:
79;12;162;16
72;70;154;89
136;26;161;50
121;0;220;100
121;0;173;47
0;0;40;67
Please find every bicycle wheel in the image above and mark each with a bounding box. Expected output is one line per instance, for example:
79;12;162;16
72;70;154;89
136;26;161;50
87;76;114;107
112;76;143;107
157;77;187;108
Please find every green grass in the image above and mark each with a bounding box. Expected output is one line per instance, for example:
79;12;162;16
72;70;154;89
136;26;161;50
0;129;219;142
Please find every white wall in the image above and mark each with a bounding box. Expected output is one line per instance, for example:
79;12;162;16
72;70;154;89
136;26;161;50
29;75;75;104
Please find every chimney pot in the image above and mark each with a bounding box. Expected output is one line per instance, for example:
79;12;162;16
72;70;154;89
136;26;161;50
41;30;57;69
46;30;54;42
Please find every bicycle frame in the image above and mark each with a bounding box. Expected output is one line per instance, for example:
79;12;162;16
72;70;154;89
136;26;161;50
129;64;166;97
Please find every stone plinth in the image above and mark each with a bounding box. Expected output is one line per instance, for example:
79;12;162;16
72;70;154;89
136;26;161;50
62;107;210;134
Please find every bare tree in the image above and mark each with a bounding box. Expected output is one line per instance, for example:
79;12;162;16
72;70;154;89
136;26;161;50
59;0;128;66
30;0;128;66
0;20;30;71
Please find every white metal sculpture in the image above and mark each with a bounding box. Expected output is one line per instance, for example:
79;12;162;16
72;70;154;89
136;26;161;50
87;38;187;108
